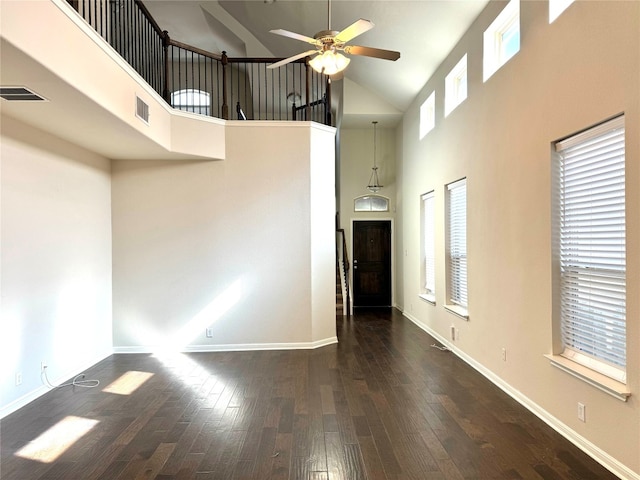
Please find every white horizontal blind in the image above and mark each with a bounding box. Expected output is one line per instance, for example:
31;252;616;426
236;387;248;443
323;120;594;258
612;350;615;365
422;192;435;295
447;179;467;307
557;116;626;377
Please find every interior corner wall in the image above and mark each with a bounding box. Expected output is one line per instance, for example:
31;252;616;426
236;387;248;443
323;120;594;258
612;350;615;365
0;115;113;417
310;125;338;344
111;122;337;352
398;0;639;477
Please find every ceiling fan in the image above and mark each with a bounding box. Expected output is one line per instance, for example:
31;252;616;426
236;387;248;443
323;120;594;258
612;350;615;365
267;0;400;75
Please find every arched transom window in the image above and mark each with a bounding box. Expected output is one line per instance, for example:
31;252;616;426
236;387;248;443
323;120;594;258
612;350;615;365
171;89;211;116
354;195;389;212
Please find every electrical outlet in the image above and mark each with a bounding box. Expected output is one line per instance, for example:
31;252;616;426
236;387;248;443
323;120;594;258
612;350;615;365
41;361;47;373
578;402;586;422
450;325;456;341
501;348;507;362
15;372;23;386
205;328;214;338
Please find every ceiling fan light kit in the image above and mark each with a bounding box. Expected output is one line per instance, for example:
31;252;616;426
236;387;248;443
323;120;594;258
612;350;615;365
267;0;400;75
309;50;350;75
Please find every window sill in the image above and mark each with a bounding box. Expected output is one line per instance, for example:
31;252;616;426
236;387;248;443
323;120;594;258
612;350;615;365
545;354;631;402
419;294;436;305
444;304;469;320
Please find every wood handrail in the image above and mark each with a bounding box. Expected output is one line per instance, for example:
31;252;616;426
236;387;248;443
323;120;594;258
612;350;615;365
167;38;224;61
133;0;164;37
336;228;350;314
227;57;310;64
337;229;350;273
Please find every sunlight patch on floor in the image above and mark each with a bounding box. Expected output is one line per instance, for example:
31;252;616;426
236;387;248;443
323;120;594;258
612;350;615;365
102;370;154;395
151;350;217;394
15;416;99;463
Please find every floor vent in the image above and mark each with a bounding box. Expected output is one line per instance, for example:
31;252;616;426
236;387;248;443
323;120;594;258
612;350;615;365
0;86;47;102
136;95;150;124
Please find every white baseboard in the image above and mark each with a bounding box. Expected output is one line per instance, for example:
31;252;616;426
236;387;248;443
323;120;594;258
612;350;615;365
113;336;339;354
0;352;112;420
402;311;638;480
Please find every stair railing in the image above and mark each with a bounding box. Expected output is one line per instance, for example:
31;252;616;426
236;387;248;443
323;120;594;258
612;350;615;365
66;0;331;125
336;228;351;315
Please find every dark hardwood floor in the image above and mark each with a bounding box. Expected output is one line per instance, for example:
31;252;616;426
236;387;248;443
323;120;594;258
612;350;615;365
1;309;619;479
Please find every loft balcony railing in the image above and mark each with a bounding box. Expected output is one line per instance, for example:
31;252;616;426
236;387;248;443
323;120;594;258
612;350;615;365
66;0;331;125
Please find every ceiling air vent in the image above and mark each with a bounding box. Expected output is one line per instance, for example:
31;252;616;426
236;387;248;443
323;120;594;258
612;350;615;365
135;95;150;124
0;86;47;101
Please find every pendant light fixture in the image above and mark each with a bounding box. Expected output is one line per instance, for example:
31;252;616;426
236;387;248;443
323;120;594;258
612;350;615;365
367;121;382;193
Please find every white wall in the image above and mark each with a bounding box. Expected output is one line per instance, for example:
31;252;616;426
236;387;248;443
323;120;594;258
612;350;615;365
0;116;113;417
342;78;403;125
111;122;337;351
398;1;639;477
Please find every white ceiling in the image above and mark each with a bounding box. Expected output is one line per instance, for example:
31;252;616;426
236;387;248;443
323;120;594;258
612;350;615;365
145;0;490;126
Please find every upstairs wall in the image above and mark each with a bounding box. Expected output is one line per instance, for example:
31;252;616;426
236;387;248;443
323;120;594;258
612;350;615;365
0;0;226;161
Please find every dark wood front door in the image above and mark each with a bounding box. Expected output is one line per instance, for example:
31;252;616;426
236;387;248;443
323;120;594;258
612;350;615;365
353;220;391;307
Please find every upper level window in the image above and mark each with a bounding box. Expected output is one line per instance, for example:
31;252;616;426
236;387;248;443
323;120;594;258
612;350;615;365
554;115;627;384
483;0;520;82
354;195;389;212
171;89;211;116
549;0;574;23
419;92;435;139
444;55;467;117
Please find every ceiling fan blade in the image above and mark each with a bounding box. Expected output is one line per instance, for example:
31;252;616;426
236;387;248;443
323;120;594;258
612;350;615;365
343;45;401;61
269;29;319;45
267;50;318;69
334;19;374;44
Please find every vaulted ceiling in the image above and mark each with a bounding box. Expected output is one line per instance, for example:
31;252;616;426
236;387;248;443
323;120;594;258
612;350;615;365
145;0;490;127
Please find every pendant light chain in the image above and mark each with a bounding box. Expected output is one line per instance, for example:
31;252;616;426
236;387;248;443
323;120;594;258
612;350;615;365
367;121;382;192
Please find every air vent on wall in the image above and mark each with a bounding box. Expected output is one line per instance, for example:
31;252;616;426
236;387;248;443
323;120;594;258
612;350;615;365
136;95;150;124
0;86;47;101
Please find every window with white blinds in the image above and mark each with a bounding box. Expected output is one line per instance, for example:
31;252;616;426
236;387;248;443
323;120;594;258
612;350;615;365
556;115;626;382
447;179;467;308
422;192;436;299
